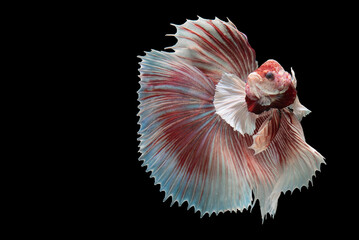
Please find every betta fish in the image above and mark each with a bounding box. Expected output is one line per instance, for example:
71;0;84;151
137;17;324;220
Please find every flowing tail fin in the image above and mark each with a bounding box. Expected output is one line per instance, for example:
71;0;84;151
138;51;254;216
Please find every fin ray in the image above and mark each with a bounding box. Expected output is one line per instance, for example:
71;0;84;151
168;17;257;83
252;109;325;218
138;50;254;216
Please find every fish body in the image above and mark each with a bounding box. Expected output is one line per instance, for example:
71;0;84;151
137;17;324;220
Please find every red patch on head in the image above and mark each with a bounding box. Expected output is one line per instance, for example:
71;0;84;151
255;60;283;78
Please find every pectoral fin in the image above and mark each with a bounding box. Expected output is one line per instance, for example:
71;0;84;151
249;109;281;155
214;73;257;135
289;68;311;121
289;96;311;121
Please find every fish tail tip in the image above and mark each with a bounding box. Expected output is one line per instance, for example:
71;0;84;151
214;16;223;22
200;211;209;218
170;23;178;27
164;46;176;52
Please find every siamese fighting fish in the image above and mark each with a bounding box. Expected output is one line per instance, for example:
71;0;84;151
137;17;324;220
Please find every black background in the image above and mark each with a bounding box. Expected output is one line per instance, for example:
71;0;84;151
115;2;355;237
6;2;356;238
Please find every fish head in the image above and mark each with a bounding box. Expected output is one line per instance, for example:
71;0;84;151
245;60;296;114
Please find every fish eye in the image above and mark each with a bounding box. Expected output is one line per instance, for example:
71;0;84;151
265;71;274;80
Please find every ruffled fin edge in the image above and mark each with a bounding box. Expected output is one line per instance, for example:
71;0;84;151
138;50;254;218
